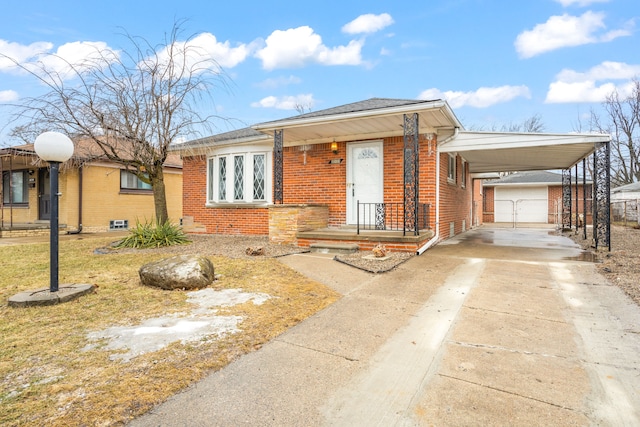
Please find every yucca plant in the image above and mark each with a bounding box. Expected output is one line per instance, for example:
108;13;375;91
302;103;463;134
115;218;191;248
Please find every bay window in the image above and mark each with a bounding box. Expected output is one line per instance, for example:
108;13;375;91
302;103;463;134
208;151;270;204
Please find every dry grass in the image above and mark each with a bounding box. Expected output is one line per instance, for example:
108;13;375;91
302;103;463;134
0;236;339;426
566;224;640;306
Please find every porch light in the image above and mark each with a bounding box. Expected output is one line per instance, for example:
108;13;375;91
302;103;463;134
331;141;338;154
34;132;74;293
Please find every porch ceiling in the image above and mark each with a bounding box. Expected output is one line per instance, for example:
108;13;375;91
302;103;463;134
252;100;461;146
440;131;611;173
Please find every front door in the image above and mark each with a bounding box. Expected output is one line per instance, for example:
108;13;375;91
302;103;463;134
347;140;384;224
38;168;51;220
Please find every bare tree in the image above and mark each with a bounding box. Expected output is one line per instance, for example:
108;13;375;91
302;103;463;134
3;21;228;223
589;80;640;186
466;114;545;133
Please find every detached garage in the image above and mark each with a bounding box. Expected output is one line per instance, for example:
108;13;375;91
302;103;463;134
483;171;592;226
494;185;548;223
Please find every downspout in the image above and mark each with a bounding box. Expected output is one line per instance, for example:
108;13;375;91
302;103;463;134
67;164;83;234
417;127;459;255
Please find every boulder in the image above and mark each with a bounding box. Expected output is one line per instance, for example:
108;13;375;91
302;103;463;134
139;255;215;290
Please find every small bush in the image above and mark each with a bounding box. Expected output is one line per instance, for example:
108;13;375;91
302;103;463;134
115;219;191;249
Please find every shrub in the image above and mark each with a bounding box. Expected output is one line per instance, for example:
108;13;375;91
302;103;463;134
115;219;191;249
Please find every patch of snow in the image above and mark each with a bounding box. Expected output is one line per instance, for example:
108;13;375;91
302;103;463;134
84;288;271;362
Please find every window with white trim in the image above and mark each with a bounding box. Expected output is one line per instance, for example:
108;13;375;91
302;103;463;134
447;154;456;183
208;152;270;203
2;170;29;204
461;160;467;188
120;170;152;191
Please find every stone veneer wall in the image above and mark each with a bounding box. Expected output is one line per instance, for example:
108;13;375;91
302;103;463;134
269;204;329;244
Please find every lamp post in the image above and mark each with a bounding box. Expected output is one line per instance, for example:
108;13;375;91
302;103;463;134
34;132;74;293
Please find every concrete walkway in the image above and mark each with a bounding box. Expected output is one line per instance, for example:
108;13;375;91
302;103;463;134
130;227;640;426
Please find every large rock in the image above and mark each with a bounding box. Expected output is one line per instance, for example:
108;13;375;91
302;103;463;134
139;255;215;290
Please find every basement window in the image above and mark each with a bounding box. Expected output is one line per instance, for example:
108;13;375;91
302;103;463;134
109;219;129;230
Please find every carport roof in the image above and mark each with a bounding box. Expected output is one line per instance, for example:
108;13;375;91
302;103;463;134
438;131;609;174
249;98;610;174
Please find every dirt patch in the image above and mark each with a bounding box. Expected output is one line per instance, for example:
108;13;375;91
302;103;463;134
105;234;415;273
335;251;414;273
565;224;640;307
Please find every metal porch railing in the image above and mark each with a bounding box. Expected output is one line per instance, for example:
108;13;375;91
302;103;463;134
356;201;430;236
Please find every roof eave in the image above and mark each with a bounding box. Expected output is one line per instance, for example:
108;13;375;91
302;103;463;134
252;99;462;132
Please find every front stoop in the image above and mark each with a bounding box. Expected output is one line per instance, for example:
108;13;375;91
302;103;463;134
309;242;360;254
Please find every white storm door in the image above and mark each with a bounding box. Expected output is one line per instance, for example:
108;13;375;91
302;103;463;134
347;140;384;225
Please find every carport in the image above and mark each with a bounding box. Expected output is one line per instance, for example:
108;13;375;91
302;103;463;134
439;130;612;249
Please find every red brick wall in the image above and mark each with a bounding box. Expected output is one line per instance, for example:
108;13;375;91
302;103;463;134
483;186;495;223
181;135;473;238
548;184;592;225
282;143;347;226
438;153;473;238
181;155;269;235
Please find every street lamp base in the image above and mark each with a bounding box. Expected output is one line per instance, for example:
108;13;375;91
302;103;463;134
8;284;95;307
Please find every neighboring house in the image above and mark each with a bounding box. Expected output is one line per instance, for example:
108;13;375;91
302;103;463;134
0;138;182;237
174;98;610;252
610;182;640;224
483;171;592;226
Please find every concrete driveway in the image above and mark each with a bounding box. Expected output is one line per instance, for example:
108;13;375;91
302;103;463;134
130;227;640;426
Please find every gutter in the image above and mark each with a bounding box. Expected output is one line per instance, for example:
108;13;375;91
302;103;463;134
67;164;83;234
417;127;460;255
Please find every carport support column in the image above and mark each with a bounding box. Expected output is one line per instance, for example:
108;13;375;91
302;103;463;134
274;129;283;204
562;169;572;229
593;140;611;250
403;113;419;236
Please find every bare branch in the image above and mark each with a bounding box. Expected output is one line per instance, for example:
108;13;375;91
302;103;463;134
2;20;232;222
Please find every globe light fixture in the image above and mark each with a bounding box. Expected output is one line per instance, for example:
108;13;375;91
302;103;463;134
34;132;75;293
8;132;94;307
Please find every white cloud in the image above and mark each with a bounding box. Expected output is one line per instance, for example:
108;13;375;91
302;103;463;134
342;13;394;34
155;33;250;73
545;61;640;103
0;39;53;72
0;38;120;80
0;89;18;102
251;94;315;110
418;85;531;108
41;41;119;77
255;26;363;70
554;0;610;6
515;12;631;58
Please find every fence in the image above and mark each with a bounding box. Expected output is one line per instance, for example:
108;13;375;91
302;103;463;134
611;199;639;225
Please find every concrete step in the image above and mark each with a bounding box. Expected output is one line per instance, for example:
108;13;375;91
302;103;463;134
309;242;359;254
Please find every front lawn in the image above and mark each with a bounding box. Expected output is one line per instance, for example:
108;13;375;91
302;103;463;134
0;235;339;426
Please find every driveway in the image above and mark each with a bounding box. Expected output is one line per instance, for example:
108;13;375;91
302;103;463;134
130;227;640;426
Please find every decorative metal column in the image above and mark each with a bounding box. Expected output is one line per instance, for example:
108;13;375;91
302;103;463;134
593;141;611;250
562;169;572;229
583;158;587;240
403;113;419;235
273;129;283;204
575;164;579;232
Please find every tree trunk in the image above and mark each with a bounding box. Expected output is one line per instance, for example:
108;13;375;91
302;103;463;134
151;168;169;224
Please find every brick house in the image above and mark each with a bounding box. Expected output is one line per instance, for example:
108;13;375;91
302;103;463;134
482;171;592;226
1;139;182;237
175;98;610;253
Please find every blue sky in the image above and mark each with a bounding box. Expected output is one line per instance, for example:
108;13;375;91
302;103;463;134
0;0;638;141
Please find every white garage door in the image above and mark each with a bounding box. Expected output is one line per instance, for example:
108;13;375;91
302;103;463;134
495;186;548;223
